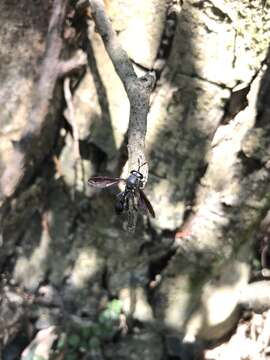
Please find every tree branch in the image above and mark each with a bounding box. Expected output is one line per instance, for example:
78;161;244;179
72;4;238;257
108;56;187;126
58;50;87;77
88;0;156;181
238;280;270;313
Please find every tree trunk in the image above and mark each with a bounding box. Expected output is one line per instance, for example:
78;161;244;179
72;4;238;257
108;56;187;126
1;0;270;358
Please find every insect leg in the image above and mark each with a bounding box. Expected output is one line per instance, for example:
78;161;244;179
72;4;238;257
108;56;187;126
115;191;126;214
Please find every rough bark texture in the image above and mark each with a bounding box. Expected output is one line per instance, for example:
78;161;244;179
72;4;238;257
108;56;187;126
0;0;68;199
89;0;156;181
1;0;270;358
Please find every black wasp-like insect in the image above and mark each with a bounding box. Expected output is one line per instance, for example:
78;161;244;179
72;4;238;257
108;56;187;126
88;163;155;231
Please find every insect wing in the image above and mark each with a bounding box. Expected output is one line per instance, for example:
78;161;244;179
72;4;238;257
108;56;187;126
138;193;148;214
139;190;155;218
88;177;124;188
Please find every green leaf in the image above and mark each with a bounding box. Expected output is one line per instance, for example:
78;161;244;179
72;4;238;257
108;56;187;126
108;299;122;314
88;337;100;349
98;309;112;324
79;339;88;351
57;333;67;350
65;352;77;360
81;326;94;339
91;324;103;337
67;334;81;349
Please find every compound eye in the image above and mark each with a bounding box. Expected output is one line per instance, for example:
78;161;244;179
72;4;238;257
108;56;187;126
131;170;144;179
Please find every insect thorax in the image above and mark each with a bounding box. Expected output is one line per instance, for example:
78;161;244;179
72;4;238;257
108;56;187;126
126;170;143;190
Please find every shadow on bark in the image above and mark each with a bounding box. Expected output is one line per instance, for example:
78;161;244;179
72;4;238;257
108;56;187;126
0;3;212;358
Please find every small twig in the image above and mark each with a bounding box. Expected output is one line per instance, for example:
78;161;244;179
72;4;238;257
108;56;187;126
63;78;80;160
63;77;84;199
58;50;87;77
88;0;156;183
238;280;270;313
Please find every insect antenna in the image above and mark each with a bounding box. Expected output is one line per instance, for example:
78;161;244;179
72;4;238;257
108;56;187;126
138;159;147;172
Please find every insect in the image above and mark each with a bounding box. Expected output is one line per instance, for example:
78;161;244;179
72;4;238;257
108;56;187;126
88;163;155;232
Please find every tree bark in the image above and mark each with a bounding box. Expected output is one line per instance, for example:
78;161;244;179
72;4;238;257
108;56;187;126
1;0;270;358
